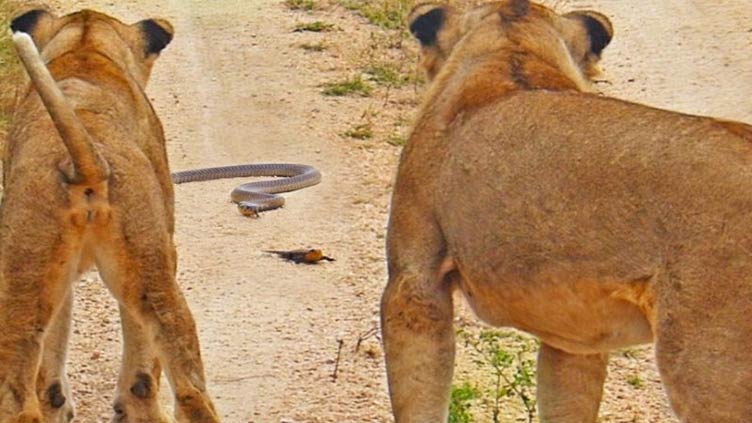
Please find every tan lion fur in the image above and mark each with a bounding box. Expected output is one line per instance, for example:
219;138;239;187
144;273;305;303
0;9;219;423
382;1;752;422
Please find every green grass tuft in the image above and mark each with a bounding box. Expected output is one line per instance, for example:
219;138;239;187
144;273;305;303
322;76;373;97
343;122;373;139
449;383;478;423
294;21;336;32
627;375;645;389
386;133;407;146
300;41;328;52
365;62;410;87
286;0;318;10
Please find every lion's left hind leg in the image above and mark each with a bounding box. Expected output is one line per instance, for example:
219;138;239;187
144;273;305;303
381;270;455;423
536;343;608;423
381;212;455;423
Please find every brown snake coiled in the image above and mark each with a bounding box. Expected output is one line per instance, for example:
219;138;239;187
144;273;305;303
171;163;322;216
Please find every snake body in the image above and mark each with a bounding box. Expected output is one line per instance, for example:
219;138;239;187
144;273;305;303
171;163;322;216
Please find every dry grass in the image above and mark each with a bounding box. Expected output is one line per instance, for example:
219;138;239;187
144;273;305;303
286;0;319;11
341;0;415;30
294;20;337;32
343;122;374;139
0;0;23;139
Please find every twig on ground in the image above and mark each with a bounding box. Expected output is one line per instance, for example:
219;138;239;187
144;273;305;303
355;326;378;352
331;338;345;382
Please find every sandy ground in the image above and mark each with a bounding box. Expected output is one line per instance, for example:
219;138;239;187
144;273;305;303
18;0;752;421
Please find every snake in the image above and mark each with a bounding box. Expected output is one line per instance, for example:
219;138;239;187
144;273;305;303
171;163;322;216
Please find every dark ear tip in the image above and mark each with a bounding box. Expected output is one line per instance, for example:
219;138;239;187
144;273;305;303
585;15;612;55
141;18;174;55
408;5;446;47
10;9;47;34
569;11;613;56
141;19;174;56
408;3;440;26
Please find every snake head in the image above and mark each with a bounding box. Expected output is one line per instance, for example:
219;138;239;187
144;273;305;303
237;203;260;218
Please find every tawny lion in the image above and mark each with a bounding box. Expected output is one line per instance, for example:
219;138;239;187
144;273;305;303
381;1;752;422
0;9;219;423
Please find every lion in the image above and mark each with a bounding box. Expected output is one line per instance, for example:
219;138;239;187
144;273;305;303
0;9;219;423
381;1;752;422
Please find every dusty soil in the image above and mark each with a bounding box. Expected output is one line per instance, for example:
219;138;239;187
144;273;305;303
18;0;752;421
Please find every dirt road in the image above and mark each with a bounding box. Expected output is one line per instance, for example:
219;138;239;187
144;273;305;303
36;0;752;421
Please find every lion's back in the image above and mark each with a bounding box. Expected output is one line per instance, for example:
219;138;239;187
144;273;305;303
436;90;752;266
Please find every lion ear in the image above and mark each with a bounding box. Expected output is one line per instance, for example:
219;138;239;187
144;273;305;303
11;9;47;33
408;4;448;47
11;9;56;46
136;18;174;56
567;10;613;56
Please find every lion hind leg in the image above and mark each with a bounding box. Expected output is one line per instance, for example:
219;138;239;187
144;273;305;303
110;306;170;423
655;292;752;421
381;270;455;423
0;220;81;422
93;218;218;423
36;289;75;423
536;343;608;423
382;210;456;422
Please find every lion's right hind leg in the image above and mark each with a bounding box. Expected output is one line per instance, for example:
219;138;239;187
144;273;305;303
656;323;752;422
93;205;218;423
96;243;218;423
110;306;170;423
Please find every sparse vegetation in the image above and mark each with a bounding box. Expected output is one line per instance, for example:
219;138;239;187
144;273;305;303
620;347;642;359
341;0;414;30
294;21;336;32
319;0;424;146
322;76;373;97
449;383;479;423
458;329;539;423
343;122;374;139
286;0;318;11
300;41;328;52
365;62;410;87
386;133;407;146
627;374;645;389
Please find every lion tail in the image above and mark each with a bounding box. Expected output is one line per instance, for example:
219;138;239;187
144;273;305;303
12;31;110;185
